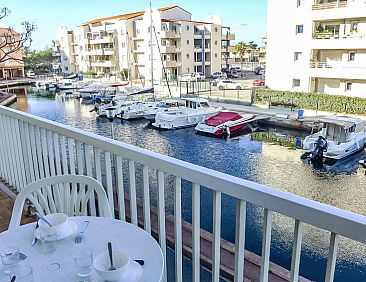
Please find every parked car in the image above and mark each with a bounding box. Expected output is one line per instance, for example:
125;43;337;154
227;70;244;79
258;69;266;76
210;78;222;86
252;78;265;86
254;66;264;75
192;72;205;80
210;72;227;79
229;67;241;72
217;80;242;90
221;68;230;73
178;73;195;82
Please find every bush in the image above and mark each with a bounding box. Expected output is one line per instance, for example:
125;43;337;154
253;89;366;115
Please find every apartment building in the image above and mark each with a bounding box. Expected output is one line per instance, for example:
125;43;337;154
266;0;366;97
0;28;24;79
58;5;235;81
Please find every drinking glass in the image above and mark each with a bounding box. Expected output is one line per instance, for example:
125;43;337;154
74;248;93;277
0;246;20;274
9;265;33;282
39;228;57;253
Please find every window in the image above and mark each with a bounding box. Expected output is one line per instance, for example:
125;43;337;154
65;67;68;71
215;53;218;58
297;0;302;7
346;82;352;91
215;27;218;32
348;51;356;61
292;79;300;87
186;54;190;59
187;68;190;73
215;40;218;45
186;25;189;31
186;40;190;45
121;43;126;48
296;25;304;34
294;52;302;61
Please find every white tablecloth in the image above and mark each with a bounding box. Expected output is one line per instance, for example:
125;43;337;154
0;216;164;281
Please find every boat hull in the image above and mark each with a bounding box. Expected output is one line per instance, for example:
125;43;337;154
153;108;222;130
195;115;256;136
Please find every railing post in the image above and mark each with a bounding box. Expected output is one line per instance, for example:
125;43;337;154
212;191;222;282
260;209;273;282
325;232;340;282
157;170;167;281
174;177;183;282
234;199;246;282
290;220;304;282
192;183;200;282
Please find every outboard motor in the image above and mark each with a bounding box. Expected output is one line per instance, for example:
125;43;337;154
311;136;327;161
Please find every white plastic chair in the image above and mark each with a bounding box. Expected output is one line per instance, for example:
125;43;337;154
9;175;113;230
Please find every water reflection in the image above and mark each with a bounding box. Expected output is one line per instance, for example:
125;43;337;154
10;88;366;282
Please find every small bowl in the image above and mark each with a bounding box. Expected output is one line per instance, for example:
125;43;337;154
93;250;130;281
38;213;69;237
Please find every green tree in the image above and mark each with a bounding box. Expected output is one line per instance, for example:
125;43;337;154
23;49;53;73
234;41;246;63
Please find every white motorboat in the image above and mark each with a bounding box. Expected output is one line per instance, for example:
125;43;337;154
120;101;158;120
152;98;222;130
302;116;366;160
195;111;256;136
120;99;180;121
58;80;78;90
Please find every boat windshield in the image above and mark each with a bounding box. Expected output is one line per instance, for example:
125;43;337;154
200;102;210;108
326;124;347;143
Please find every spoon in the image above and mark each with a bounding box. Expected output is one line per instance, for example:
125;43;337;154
35;212;52;227
107;242;116;271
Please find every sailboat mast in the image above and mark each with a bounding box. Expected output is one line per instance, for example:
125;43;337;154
150;1;154;89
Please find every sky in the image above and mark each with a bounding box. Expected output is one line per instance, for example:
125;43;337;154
1;0;267;51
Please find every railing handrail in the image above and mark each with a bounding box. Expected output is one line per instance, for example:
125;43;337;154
1;105;366;244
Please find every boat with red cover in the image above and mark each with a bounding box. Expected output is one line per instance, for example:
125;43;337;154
195;111;256;136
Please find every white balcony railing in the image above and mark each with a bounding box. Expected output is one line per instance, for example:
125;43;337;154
1;106;366;281
312;0;347;10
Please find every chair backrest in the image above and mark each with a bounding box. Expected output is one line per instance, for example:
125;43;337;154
9;175;113;230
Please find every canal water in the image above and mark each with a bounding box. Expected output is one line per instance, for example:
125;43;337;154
10;88;366;281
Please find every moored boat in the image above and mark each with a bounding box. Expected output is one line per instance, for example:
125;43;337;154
152;98;222;130
302;116;366;161
195;111;256;136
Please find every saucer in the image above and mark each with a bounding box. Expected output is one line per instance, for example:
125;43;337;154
119;260;143;282
34;220;77;240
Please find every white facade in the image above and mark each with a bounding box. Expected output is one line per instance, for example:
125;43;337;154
57;6;235;81
57;25;76;74
266;0;366;97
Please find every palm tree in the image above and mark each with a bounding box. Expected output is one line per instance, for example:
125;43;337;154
234;42;245;68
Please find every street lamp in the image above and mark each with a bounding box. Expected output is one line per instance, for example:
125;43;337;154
105;107;117;139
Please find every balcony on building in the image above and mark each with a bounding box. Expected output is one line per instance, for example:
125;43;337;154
312;20;366;48
90;60;114;68
312;0;347;10
160;22;180;39
222;33;235;41
309;49;366;80
2;104;366;282
162;60;181;68
222;45;236;53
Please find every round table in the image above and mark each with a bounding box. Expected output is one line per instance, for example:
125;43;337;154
0;216;164;281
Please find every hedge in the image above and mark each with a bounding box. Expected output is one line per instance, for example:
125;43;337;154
253;89;366;115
